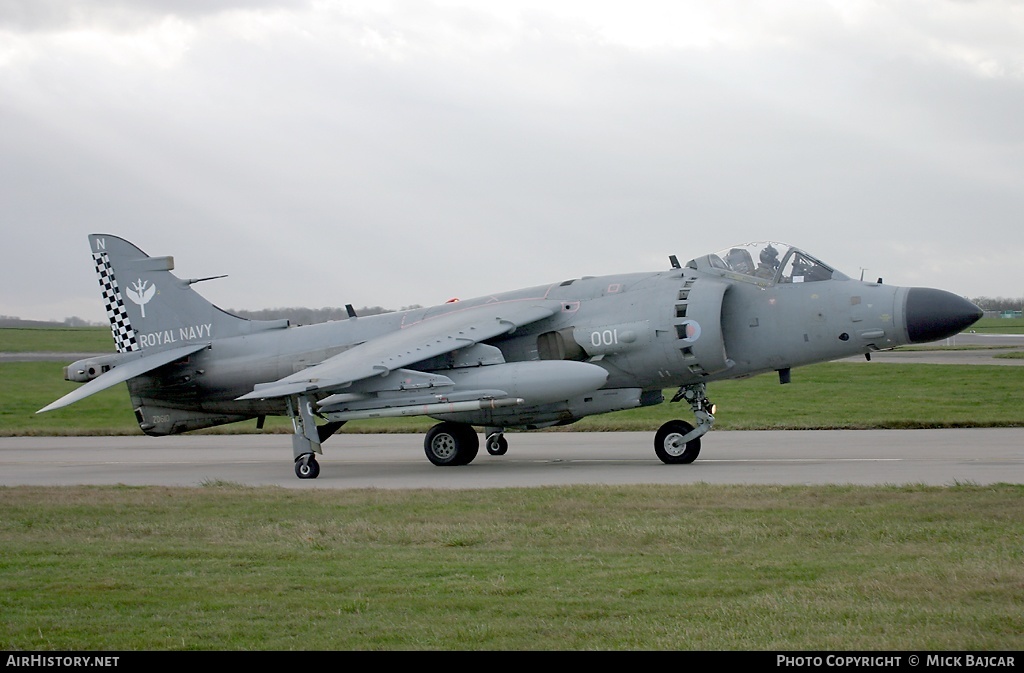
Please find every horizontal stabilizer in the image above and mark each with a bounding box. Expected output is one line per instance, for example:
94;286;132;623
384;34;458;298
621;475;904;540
37;343;209;413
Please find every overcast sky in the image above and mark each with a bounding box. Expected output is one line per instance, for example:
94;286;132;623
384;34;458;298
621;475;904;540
2;0;1022;324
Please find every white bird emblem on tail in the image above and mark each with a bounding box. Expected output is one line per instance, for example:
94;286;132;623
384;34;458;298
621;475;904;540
127;278;156;317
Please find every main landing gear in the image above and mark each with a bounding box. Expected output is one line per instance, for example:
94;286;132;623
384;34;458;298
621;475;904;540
424;421;480;466
419;422;507;465
422;423;507;465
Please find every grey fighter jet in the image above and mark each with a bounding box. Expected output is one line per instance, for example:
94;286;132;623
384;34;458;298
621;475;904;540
40;235;982;478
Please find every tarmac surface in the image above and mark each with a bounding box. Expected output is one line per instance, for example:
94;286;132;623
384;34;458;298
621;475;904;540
2;428;1022;489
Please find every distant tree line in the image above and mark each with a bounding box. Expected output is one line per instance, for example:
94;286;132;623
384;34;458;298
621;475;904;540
970;297;1024;312
0;315;98;328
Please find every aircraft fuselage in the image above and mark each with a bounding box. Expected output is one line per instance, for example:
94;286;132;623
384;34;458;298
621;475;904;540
126;266;919;434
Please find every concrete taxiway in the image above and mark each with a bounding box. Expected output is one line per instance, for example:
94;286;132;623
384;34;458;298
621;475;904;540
2;428;1021;489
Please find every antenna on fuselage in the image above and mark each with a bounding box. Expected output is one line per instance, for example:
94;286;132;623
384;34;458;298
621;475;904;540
185;275;228;285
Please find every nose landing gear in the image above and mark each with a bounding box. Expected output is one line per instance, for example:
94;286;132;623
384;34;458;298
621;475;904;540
656;383;715;464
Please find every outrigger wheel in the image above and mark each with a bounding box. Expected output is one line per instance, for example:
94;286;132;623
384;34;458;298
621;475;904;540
295;454;321;479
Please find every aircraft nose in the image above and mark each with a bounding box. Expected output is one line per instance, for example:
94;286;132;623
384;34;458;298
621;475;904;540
904;288;983;343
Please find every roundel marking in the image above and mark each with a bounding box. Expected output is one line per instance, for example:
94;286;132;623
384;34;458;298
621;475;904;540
680;320;701;342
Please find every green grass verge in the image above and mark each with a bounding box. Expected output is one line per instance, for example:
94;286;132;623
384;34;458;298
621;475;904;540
968;317;1024;334
0;327;113;353
995;351;1024;360
1;483;1021;651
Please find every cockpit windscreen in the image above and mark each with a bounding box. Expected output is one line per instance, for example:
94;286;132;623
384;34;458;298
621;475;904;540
689;242;849;285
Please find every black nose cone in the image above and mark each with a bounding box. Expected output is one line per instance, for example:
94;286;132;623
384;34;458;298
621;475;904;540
905;288;983;343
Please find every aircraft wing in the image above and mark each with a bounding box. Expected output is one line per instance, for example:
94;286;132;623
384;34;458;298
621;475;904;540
237;299;562;400
37;342;210;413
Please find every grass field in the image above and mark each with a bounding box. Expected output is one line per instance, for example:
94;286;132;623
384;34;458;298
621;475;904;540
0;327;114;353
2;483;1022;651
969;316;1024;334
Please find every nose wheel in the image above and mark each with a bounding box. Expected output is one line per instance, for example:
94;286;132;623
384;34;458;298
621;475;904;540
654;420;701;464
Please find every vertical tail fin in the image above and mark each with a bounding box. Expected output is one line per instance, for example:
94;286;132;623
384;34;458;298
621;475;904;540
89;234;288;353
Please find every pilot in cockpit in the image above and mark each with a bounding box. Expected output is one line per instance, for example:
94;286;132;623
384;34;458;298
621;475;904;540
725;248;755;276
755;244;780;280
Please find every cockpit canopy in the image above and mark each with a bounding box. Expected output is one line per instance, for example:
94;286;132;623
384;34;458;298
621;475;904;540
686;242;850;285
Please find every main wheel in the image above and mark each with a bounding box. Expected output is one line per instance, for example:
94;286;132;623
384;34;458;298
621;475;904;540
295;454;321;479
424;422;480;466
654;420;701;464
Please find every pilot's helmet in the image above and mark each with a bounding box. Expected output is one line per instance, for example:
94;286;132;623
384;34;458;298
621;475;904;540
760;244;779;266
726;248;752;274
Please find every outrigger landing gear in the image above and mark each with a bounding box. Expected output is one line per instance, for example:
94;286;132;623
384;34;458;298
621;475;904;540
655;383;716;464
295;453;320;479
288;394;344;479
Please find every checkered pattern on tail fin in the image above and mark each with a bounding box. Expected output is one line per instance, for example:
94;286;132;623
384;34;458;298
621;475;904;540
93;251;139;353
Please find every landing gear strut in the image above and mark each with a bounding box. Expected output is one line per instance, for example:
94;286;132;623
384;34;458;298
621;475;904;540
287;394;345;479
656;383;716;464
